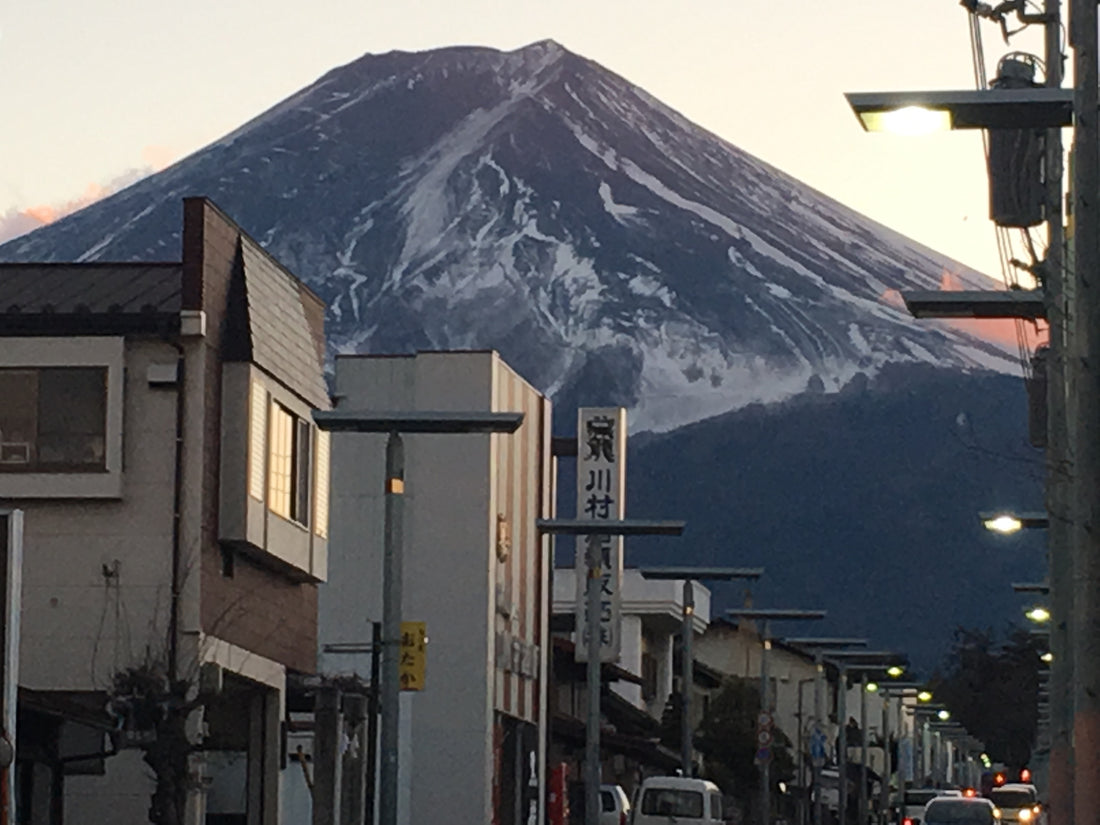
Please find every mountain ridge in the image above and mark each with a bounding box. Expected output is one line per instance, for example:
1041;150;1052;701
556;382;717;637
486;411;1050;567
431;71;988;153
0;40;1020;431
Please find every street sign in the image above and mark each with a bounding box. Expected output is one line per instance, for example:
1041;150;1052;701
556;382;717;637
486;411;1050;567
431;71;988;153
755;746;772;765
757;711;773;728
399;621;427;691
810;726;827;768
574;407;626;663
757;729;774;748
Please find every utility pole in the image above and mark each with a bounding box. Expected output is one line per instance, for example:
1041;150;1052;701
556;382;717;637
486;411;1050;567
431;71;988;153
1041;2;1074;823
1070;1;1100;823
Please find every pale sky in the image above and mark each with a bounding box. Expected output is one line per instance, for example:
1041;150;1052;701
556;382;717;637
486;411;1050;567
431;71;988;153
0;0;1055;278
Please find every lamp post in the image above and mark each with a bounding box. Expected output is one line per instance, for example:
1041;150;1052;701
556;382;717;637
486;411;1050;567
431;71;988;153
846;15;1073;815
639;566;764;776
874;683;927;821
824;652;905;825
727;609;827;825
786;639;870;825
538;519;685;825
312;409;525;825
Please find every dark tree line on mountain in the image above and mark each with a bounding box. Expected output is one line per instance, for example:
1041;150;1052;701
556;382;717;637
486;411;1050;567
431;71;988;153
930;625;1043;768
662;677;794;818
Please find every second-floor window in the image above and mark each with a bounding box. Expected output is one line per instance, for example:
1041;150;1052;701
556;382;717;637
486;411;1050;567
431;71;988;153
0;367;107;472
268;402;311;526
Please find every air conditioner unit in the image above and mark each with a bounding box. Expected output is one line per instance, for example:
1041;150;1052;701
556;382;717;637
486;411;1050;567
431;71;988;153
0;443;30;464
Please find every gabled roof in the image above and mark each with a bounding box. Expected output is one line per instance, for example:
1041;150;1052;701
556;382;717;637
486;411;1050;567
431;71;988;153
0;262;182;335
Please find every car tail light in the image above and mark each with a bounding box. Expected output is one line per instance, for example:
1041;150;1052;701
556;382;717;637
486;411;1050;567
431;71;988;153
904;818;914;825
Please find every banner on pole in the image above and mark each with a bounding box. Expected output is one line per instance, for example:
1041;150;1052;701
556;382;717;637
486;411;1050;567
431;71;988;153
574;407;626;663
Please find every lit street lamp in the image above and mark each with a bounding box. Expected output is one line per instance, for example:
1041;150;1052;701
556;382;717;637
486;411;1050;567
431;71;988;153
728;609;827;825
980;511;1051;534
845;48;1077;822
537;519;685;825
844;88;1073;132
1026;606;1052;624
312;409;525;825
874;682;931;815
785;638;870;825
639;566;764;776
822;651;906;825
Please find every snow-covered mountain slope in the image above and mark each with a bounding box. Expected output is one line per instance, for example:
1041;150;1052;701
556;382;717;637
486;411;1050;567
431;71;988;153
1;40;1018;431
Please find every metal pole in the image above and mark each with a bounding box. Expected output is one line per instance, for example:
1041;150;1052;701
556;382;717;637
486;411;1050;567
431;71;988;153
1042;2;1073;823
761;621;771;825
814;655;824;825
365;621;381;825
378;433;404;825
880;695;891;825
682;579;695;776
798;683;806;825
1071;0;1100;820
585;536;603;825
896;700;903;797
313;686;343;825
341;694;368;825
839;666;848;825
859;675;868;825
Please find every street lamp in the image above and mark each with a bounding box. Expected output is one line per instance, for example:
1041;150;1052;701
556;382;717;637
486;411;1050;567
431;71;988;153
823;652;906;825
727;609;827;825
875;682;931;812
846;61;1077;822
538;519;685;825
844;88;1074;132
312;408;525;825
784;638;870;825
980;511;1051;534
638;566;764;776
1026;606;1052;623
1014;582;1051;595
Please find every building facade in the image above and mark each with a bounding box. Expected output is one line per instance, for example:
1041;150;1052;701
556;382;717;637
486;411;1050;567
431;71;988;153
0;198;330;825
318;351;552;825
550;569;708;794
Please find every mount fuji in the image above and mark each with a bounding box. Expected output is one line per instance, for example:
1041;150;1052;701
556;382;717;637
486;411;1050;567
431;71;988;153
1;41;1043;668
2;40;1016;432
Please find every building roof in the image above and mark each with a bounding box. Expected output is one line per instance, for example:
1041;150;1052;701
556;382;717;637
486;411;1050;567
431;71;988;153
0;262;182;334
229;236;328;408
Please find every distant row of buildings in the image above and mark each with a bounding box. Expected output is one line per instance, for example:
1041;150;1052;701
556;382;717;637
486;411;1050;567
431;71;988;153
0;199;964;825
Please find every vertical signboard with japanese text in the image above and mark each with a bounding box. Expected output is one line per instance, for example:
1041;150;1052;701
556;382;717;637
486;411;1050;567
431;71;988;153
399;621;427;691
574;407;626;663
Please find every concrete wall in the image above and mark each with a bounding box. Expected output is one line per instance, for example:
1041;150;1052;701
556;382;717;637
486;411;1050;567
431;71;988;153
322;351;550;825
16;337;179;690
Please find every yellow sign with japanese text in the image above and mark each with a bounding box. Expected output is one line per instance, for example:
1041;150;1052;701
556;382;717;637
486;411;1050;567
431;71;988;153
399;621;427;691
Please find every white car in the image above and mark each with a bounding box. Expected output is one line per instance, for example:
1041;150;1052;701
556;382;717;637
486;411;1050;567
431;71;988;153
988;783;1040;824
631;776;725;825
600;784;631;825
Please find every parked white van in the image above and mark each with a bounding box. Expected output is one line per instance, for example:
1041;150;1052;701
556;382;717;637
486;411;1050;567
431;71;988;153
631;776;725;824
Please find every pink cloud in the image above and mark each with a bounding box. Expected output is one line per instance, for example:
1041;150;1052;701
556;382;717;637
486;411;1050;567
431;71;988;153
0;145;178;246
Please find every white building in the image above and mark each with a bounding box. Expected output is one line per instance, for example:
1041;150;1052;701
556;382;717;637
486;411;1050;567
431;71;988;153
314;350;553;825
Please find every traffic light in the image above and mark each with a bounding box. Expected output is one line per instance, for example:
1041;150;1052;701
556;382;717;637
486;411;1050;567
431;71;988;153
995;772;1006;786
